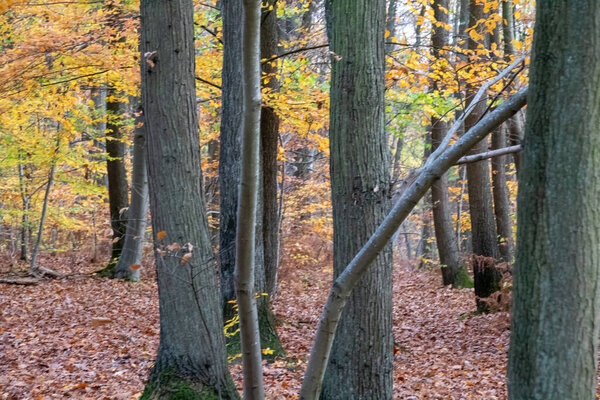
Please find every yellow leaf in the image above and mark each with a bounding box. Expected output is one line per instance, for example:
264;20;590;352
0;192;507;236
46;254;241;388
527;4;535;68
129;264;141;271
157;230;167;240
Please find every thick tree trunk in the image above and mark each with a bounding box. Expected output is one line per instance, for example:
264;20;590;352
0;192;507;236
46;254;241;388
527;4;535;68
490;126;513;261
219;0;244;321
321;1;393;399
104;96;129;274
139;0;238;397
430;0;466;287
465;0;501;312
261;0;281;297
507;2;600;398
114;109;148;281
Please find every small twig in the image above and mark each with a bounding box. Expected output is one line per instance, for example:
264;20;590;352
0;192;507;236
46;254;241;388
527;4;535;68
262;43;329;64
455;145;521;165
195;76;221;90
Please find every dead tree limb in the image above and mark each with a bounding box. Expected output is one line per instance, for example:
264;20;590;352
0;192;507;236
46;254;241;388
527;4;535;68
456;144;521;165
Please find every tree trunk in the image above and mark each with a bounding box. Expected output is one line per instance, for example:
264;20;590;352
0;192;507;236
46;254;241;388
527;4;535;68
219;0;244;322
490;125;513;261
300;88;528;400
30;135;60;273
430;0;466;287
320;1;393;399
114;107;148;281
507;2;600;398
103;96;129;275
235;1;264;397
139;0;238;396
465;0;501;312
261;0;281;297
18;154;29;261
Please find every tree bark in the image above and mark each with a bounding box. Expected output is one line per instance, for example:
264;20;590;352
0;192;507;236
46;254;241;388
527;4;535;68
465;0;501;312
235;2;264;398
300;88;528;400
507;2;600;398
18;154;29;261
491;125;513;261
114;107;148;281
104;96;129;274
139;0;238;396
320;1;393;399
219;0;244;321
430;0;465;287
261;0;281;297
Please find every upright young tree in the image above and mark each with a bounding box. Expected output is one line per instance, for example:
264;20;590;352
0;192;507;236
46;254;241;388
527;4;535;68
507;1;600;398
321;0;393;398
139;0;237;397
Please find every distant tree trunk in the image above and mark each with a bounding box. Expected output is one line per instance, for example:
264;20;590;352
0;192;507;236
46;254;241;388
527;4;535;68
321;0;393;399
385;0;398;55
491;125;513;261
219;0;243;321
508;2;600;398
430;0;466;287
30;135;60;274
139;0;238;396
18;154;29;261
465;0;501;312
261;0;281;297
90;88;108;187
103;96;129;274
114;108;148;281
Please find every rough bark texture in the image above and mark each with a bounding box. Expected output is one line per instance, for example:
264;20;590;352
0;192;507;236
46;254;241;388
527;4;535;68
430;0;465;286
465;0;500;312
490;126;513;261
219;0;244;320
321;1;393;398
114;109;148;282
507;2;600;399
18;155;29;261
105;97;129;271
139;0;238;397
261;0;281;297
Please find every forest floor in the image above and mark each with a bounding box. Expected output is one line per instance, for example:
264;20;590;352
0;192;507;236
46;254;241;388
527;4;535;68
0;251;512;399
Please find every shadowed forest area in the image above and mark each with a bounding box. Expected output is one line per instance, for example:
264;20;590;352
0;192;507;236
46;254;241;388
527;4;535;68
1;0;599;399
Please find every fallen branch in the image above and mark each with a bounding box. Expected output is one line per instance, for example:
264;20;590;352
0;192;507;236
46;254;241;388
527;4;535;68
0;275;40;285
456;144;521;165
299;88;528;400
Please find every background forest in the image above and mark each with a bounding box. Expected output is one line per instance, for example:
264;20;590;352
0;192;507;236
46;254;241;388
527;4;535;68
0;0;598;399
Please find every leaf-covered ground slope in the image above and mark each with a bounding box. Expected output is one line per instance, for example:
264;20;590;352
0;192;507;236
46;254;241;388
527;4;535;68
1;254;513;399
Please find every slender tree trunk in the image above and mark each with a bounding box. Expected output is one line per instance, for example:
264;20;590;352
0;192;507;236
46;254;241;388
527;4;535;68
114;108;148;281
385;0;398;55
18;154;28;261
465;0;501;312
508;2;600;398
30;135;60;273
261;0;281;297
139;0;238;396
300;89;528;400
320;1;393;398
235;2;264;398
491;125;513;261
103;96;129;274
430;0;465;286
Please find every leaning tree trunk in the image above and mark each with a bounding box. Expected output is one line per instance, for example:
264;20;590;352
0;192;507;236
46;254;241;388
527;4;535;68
507;2;600;399
320;1;394;399
114;108;148;281
430;0;466;287
465;0;501;312
139;0;238;397
103;96;129;275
